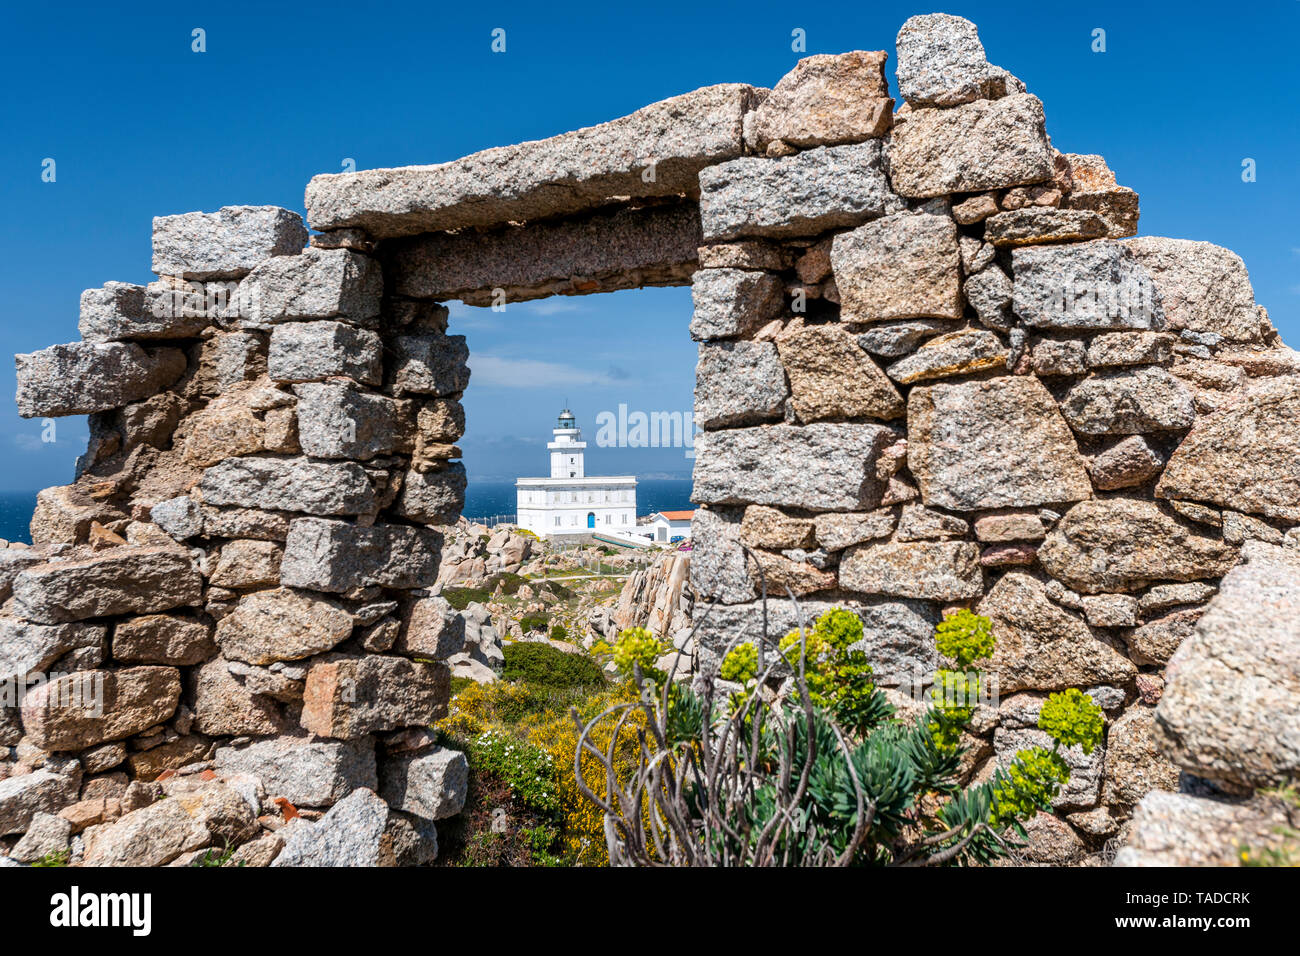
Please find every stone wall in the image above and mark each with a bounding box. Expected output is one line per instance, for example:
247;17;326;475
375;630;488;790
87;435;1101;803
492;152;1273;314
2;13;1297;865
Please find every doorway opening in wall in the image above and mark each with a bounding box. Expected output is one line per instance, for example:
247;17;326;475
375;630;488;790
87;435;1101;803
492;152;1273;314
448;285;698;546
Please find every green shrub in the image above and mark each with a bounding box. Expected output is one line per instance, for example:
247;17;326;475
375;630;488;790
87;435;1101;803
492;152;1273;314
466;729;558;815
501;641;606;692
550;624;568;641
488;572;528;595
442;586;490;610
518;613;550;633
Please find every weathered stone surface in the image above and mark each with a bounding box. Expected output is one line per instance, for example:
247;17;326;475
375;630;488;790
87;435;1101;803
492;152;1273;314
305;84;760;237
688;506;755;604
1061;153;1139;237
908;376;1091;511
16;342;185;418
1088;436;1165;491
388;202;702;305
293;383;404;461
79;281;209;342
889;94;1053;198
895;504;968;542
192;659;283;736
963;267;1013;329
1139;582;1217;615
979;573;1137;693
395;463;467;525
1012;239;1164;331
1080;593;1139;627
896;13;1022;108
0;549;45;603
21;667;181;751
393;597;465;660
111;615;214;666
0;619;106;683
216;588;354;665
0;768;81;835
689;268;785;341
1115;791;1289;867
831;212;962;322
10;811;72;862
386;332;470;397
984;208;1112;246
82;797;211;866
973;511;1046;543
693;423;895;511
776;325;903;422
1156;543;1300;789
199;504;292;542
1156;377;1300;522
280;518;442;593
885;329;1006;384
272;787;407;866
840;540;982;601
199;456;376;516
698;240;789;271
210;539;283;589
694;341;788;427
1102;706;1180;813
127;736;209;781
1030;338;1088;377
160;777;259;847
699;141;891;240
740;505;816;551
1123;237;1267;342
214;736;377;807
152;206;306;280
1086;331;1173;368
150;496;203;541
190;331;268;394
237;248;382;328
267;321;382;385
1038;499;1238;593
1015;811;1088;864
856;319;961;358
1127;607;1201;666
1222;511;1284;546
1060;368;1195;435
812;509;896;552
11;548;201;624
379;747;469;821
301;654;449;738
747;51;892;150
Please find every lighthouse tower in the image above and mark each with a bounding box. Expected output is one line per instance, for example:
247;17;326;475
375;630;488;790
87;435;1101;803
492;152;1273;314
549;409;585;478
515;408;637;538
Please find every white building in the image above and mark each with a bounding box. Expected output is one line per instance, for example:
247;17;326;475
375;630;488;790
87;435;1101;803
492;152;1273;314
642;511;695;544
516;409;637;537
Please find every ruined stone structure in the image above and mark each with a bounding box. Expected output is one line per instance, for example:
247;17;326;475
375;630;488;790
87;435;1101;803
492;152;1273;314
2;13;1297;865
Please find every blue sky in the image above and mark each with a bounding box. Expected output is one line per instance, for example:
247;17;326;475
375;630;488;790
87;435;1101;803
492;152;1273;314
2;0;1297;487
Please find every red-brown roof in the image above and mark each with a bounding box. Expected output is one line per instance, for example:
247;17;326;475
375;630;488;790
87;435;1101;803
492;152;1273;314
656;510;695;520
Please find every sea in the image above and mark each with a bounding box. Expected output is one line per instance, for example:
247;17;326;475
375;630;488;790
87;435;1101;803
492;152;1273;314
0;478;696;542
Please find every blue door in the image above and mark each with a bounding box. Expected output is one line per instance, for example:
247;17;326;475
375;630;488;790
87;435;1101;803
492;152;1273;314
587;512;596;528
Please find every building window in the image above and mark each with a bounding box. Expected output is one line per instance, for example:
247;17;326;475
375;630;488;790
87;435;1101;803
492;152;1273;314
554;517;560;526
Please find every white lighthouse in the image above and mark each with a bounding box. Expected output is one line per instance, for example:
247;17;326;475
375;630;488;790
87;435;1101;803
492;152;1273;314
515;409;637;538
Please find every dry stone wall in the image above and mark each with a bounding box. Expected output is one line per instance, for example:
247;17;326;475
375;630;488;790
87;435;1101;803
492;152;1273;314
1;12;1296;866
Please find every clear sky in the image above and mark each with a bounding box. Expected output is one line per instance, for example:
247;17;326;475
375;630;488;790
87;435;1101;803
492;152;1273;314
2;0;1297;488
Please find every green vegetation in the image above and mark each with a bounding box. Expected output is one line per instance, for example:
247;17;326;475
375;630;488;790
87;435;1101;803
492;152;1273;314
577;608;1104;867
30;848;70;867
501;641;605;692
